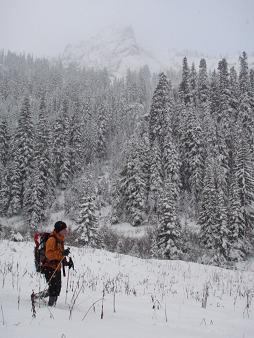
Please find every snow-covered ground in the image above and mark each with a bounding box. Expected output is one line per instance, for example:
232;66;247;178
0;240;253;338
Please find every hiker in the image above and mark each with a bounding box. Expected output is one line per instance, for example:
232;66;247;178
43;221;72;306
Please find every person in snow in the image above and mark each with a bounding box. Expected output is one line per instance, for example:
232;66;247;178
43;221;72;306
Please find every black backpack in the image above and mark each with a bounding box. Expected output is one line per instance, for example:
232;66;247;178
34;232;53;273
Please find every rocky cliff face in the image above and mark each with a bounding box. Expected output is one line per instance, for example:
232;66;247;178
62;25;163;76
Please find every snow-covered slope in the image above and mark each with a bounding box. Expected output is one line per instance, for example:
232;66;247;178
62;26;164;76
0;240;253;338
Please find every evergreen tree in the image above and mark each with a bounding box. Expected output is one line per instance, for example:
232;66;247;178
60;100;72;189
117;136;147;226
228;171;247;261
7;158;22;215
229;67;240;121
198;58;209;107
96;102;108;160
239;51;249;95
216;58;232;190
70;101;83;176
156;179;182;259
250;69;254;91
149;72;170;150
52;101;71;189
190;63;198;106
24;165;45;230
76;193;101;248
15;96;34;206
52;116;65;186
235;124;254;237
209;70;220;120
199;157;218;249
149;138;163;216
0;118;9;167
163;125;181;201
179;57;191;106
36;94;55;208
180;105;204;210
0;168;9;216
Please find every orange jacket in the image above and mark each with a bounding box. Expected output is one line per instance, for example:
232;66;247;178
44;230;65;271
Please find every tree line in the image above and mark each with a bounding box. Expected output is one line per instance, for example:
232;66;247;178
0;50;253;265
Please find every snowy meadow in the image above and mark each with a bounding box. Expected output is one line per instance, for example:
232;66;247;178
0;240;253;338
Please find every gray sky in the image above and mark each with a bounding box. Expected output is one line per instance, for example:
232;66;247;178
0;0;253;57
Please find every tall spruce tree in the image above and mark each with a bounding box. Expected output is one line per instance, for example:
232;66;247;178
179;57;192;106
149;138;163;216
76;193;102;248
118;137;147;226
0;118;9;167
228;170;247;261
199;157;218;249
0;168;9;216
8;97;34;213
234;123;254;239
156;178;182;259
149;72;170;150
69;102;83;176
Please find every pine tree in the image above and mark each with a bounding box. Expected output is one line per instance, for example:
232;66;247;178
198;58;209;107
216;58;233;191
52;116;65;185
76;193;101;248
214;175;230;263
180;105;204;210
60;100;72;189
229;67;240;122
24;165;45;230
52;101;71;189
156;179;182;259
250;69;254;91
235;124;254;237
239;51;249;95
15;96;35;207
238;53;253;145
228;171;247;261
69;101;83;176
179;57;191;106
96;102;108;160
163;126;181;201
190;63;198;106
209;70;220;120
149;72;170;149
199;157;218;249
0;118;9;167
8;97;34;214
149;139;163;216
36;94;55;209
7;157;22;215
0;168;9;216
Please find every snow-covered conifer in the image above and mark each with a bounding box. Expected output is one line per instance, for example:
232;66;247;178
156;179;182;259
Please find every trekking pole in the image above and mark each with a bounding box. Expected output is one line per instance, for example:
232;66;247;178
65;267;70;304
65;257;74;304
46;257;65;285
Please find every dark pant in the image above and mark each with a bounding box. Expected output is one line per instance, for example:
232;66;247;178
44;267;62;297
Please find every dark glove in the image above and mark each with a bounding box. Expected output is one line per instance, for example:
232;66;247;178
68;257;74;270
63;248;70;256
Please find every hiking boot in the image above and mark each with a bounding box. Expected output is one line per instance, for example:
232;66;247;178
48;296;57;306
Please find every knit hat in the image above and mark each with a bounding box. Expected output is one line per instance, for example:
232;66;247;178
54;221;67;233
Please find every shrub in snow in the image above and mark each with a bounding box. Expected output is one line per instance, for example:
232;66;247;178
9;230;24;242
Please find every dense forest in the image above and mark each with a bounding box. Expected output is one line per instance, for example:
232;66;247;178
0;50;253;266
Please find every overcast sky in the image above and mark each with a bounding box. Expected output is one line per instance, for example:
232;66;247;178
0;0;253;57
